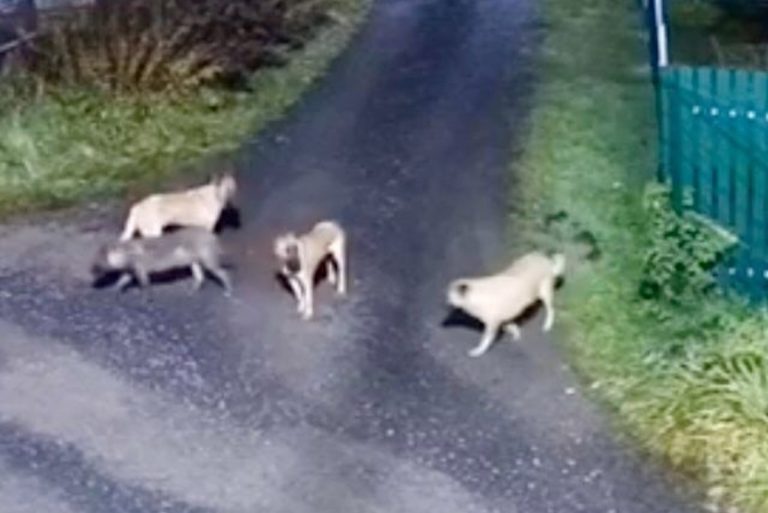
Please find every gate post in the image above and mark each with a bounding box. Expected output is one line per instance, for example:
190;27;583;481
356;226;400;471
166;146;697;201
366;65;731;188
646;0;671;183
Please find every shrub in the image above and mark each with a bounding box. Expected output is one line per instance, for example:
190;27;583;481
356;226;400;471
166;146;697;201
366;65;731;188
639;184;736;307
25;0;333;93
668;0;723;29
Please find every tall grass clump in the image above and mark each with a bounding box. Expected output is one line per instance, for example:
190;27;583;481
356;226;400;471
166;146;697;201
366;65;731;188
667;0;768;68
0;0;369;217
25;0;332;93
515;0;768;510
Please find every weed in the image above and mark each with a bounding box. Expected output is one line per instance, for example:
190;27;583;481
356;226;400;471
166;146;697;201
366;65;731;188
639;184;735;309
26;0;334;93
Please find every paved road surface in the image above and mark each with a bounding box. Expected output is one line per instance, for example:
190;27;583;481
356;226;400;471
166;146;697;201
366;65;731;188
0;0;703;512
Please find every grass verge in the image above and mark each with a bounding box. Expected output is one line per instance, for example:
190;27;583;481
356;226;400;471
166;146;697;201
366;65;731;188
515;0;768;511
0;0;370;218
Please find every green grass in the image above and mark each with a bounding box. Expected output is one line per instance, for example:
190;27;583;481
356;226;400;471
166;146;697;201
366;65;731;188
515;0;768;511
0;0;369;218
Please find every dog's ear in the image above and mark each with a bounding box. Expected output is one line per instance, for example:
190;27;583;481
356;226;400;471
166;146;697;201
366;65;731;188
216;173;237;197
273;236;287;257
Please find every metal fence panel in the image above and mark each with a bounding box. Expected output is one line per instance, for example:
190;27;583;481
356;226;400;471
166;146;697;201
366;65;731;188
660;65;768;298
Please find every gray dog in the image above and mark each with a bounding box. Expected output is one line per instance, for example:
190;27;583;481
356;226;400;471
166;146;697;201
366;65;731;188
92;227;232;294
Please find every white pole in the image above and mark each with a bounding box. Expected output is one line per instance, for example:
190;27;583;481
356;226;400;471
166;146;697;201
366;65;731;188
653;0;669;67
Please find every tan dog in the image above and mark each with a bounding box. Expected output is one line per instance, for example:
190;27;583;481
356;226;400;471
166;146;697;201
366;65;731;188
447;251;566;357
274;220;347;319
120;174;237;240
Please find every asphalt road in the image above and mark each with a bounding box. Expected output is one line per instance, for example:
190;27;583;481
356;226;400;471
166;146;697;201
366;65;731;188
0;0;704;512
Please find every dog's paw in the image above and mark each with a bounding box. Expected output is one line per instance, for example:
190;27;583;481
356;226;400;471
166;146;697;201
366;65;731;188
468;347;486;358
504;324;522;340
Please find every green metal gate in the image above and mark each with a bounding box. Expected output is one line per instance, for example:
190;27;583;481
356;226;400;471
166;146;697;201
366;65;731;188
659;66;768;298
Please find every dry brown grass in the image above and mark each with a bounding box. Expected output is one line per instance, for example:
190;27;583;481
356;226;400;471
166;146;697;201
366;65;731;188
25;0;333;93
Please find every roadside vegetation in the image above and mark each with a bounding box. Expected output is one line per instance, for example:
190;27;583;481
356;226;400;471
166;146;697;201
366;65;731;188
667;0;768;68
0;0;369;218
515;0;768;511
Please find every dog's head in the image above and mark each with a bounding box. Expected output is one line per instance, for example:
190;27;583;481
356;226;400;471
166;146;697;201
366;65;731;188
213;173;237;204
274;233;302;274
446;279;471;308
91;241;130;277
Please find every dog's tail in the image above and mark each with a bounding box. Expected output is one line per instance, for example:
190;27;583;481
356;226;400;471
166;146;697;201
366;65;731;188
551;253;566;277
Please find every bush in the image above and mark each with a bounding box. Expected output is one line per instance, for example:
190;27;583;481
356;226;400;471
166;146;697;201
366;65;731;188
25;0;333;93
639;185;736;308
668;0;723;29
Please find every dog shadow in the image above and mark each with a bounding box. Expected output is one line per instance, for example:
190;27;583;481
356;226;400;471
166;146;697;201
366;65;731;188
440;297;556;334
441;308;485;332
215;205;242;232
91;271;122;290
91;267;202;291
274;272;294;294
273;260;334;295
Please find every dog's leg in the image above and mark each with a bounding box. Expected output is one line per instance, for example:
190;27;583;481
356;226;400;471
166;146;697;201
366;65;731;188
207;265;232;296
134;267;150;288
119;212;137;241
204;211;220;232
503;322;522;340
191;263;205;291
539;279;555;332
326;258;338;288
287;276;305;313
301;275;314;319
114;273;133;291
468;321;501;358
300;273;314;319
330;237;347;295
201;252;232;295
